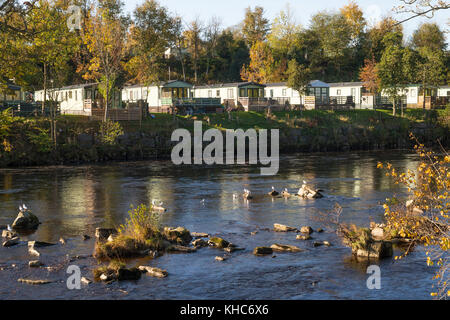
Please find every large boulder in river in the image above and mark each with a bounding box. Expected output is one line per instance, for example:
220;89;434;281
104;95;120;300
95;228;118;242
273;223;298;232
208;237;230;249
353;240;393;259
300;226;314;234
11;211;40;231
270;243;303;253
253;247;273;255
163;227;192;245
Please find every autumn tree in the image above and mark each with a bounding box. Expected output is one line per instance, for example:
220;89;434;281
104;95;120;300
240;40;274;84
359;55;380;94
82;1;127;121
203;16;222;81
340;1;366;43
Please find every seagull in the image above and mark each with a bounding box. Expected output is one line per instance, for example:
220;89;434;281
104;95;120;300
268;186;279;197
7;225;12;231
19;205;23;212
200;199;205;204
22;204;27;211
233;193;238;200
243;189;253;200
281;188;291;197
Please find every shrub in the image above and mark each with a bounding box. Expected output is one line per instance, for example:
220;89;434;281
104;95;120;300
378;133;449;299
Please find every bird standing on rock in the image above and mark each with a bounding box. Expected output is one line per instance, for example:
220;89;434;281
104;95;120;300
281;188;291;197
297;181;324;199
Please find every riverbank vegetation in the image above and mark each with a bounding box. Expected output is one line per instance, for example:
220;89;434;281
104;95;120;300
376;135;449;299
0;107;449;167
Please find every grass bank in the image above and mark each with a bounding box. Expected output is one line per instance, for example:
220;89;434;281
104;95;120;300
0;108;449;167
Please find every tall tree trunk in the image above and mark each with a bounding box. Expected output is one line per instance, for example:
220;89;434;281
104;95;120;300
104;76;109;122
42;62;47;115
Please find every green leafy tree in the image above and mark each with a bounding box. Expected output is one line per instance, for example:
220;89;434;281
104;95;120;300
378;32;410;116
286;59;312;105
125;0;176;89
241;6;270;47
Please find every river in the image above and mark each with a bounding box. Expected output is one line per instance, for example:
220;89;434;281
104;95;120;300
0;151;437;299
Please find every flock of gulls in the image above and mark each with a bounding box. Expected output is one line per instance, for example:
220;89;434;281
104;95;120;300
151;181;324;212
242;180;324;200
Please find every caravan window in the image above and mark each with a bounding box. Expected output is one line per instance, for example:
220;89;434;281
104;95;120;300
208;90;212;98
69;91;72;99
337;89;341;95
227;89;234;98
282;89;287;96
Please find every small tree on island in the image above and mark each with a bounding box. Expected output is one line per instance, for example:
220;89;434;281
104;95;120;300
286;59;312;107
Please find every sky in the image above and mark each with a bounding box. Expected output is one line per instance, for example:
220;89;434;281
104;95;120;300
123;0;449;42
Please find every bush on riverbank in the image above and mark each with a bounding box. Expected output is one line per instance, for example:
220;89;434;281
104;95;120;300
377;135;449;299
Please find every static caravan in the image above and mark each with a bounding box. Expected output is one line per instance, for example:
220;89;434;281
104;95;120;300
1;83;25;104
123;80;194;113
194;82;265;111
438;85;450;98
328;82;365;108
264;83;301;105
35;83;122;116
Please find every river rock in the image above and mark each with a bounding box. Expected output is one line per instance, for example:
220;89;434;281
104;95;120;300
28;241;56;248
164;227;192;245
208;237;230;248
215;256;227;261
138;266;168;278
253;247;273;255
192;238;208;247
296;234;312;240
300;226;314;234
354;241;393;259
371;227;385;240
2;237;19;247
18;278;53;285
270;243;303;252
28;260;44;268
95;228;118;242
191;232;209;238
273;223;298;232
168;245;197;253
81;277;92;285
2;230;17;239
11;211;40;230
224;246;245;253
117;268;141;281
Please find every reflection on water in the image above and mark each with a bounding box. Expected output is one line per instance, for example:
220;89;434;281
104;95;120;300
0;151;437;300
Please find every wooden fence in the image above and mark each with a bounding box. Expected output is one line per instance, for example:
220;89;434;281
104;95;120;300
91;107;143;121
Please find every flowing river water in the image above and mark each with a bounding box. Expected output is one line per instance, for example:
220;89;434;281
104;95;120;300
0;151;437;299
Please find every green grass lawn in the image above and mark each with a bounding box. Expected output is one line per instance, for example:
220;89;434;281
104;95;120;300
49;106;450;134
